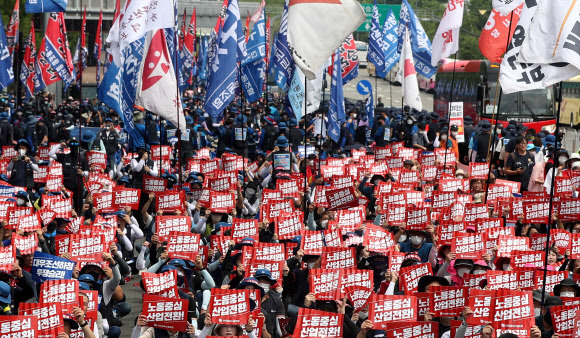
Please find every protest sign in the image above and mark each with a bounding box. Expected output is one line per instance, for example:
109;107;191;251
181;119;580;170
339;269;374;297
429;286;468;317
231;218;259;242
400;263;433;295
496;235;530;258
157;216;192;242
308;269;341;301
142;270;179;298
467;289;493;325
156;190;186;214
68;234;106;258
486;270;519;290
301;230;325;256
384;321;438;338
166;232;201;261
142;294;189;332
252;243;286;262
207;289;251;325
19;302;64;338
293;308;343;338
244;259;284;284
325;186;358;211
551;305;580;338
451;232;487;260
321;248;356;269
492;290;534;325
12;233;37;256
344;285;372;312
39;279;79;314
469;162;489;180
0;316;38;337
275;211;304;240
368;294;417;328
511;250;545;269
363;224;396;254
0;245;14;273
30;251;76;283
143;175;168;193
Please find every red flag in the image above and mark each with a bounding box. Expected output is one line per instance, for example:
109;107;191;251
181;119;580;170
6;0;19;60
265;14;270;65
244;11;251;43
20;22;38;99
479;5;523;63
95;10;103;83
179;9;186;50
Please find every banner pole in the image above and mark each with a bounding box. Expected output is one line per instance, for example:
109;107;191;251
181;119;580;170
442;52;458;171
304;79;308;222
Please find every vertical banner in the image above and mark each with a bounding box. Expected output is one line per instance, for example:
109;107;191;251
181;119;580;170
449;102;464;142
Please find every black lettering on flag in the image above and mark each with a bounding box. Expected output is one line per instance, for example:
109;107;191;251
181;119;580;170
563;21;580;56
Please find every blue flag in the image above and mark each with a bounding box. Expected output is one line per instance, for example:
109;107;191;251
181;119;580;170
398;0;436;78
0;11;14;91
382;8;400;76
98;37;146;149
25;0;67;13
366;88;374;129
367;1;386;76
327;51;344;143
31;251;76;283
204;0;244;122
241;12;266;103
287;68;304;120
270;0;293;92
198;35;209;81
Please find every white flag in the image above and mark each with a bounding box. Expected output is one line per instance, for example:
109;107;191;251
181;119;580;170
397;29;422;111
287;0;365;80
517;0;580;70
106;0;175;66
492;0;525;15
499;0;580;94
136;30;186;133
431;0;464;67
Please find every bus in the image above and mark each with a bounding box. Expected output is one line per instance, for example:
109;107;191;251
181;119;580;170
433;60;557;132
355;41;368;69
561;76;580;128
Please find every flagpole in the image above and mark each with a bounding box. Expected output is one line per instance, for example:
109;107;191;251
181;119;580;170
375;74;378;106
540;81;563;311
173;1;183;185
77;5;85;214
304;79;308;222
389;71;393;106
442;52;458;171
14;31;23;110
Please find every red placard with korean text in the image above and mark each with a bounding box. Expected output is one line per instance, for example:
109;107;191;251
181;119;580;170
451;232;487;260
156;190;186;214
385;321;439;338
142;294;189;332
321;248;356;269
39;279;79;314
399;263;433;295
19;302;64;338
467;289;494;325
0;316;38;337
12;233;37;256
363;224;396;254
275;211;304;240
293;308;343;338
143;175;168;194
368;294;417;328
207;289;251;325
142;270;179;298
156;216;192;242
167;232;200;261
0;245;15;273
511;250;545;268
308;269;341;301
551;305;580;338
496;235;530;258
325;186;358;211
231;218;259;242
300;230;325;255
429;286;468;317
209;192;236;214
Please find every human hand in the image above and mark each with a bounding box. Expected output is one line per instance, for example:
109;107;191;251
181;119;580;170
304;293;316;307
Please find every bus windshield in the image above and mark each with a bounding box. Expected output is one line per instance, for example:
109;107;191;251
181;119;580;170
486;81;553;118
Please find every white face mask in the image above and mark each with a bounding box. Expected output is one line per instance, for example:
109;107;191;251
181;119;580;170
502;263;510;271
441;135;448;140
473;269;486;275
16;198;25;206
407;120;413;125
560;291;575;298
398;234;407;243
451;132;458;137
307;262;316;269
358;311;368;320
456;268;470;278
559;156;568;164
410;235;423;246
320;220;329;228
259;282;270;292
18;149;26;156
534;308;541;317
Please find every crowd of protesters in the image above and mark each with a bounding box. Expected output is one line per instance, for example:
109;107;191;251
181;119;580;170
0;87;578;338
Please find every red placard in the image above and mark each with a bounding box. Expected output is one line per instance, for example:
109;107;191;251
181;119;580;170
496;235;530;258
551;229;572;255
0;245;15;273
399;263;433;295
39;279;79;314
325;186;358;211
368;294;417;328
87;151;107;170
209;191;235;214
294;308;343;338
6;206;33;229
113;187;141;210
12;233;37;256
142;294;189;332
551;305;580;338
275;211;303;240
363;224;396;254
344;285;372;312
156;216;192;242
68;234;106;258
207;289;251;325
19;302;64;338
486;270;519;290
405;206;430;231
166;232;200;261
0;316;38;337
244;259;284;285
300;230;325;256
523;200;550;223
321;247;356;269
492;290;535;325
16;213;41;233
385;321;438;338
142;270;179;298
231;218;259;242
467;289;493;325
535;270;567;295
429;286;468;317
339;269;374;298
559;199;580;222
511;250;545;268
308;269;341;301
143;175;168;193
570;234;580;260
156;190;186;214
252;243;286;262
93;192;115;213
451;232;487;260
469;162;489;180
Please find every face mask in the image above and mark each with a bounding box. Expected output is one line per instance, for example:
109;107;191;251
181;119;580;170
422;131;428;135
456;268;470;278
246;188;256;196
16;198;25;206
320;220;329;228
259;282;270;291
307;262;316;269
358;311;368;320
534;308;541;317
473;269;486;275
559;156;568;164
451;132;458;137
441;135;448;140
407;120;413;125
18;149;25;156
502;263;510;271
398;234;407;243
560;291;575;298
410;235;423;246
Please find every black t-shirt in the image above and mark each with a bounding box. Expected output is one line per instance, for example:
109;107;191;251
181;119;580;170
505;150;535;191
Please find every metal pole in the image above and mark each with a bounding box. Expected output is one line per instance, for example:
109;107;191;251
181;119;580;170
442;52;458;170
14;31;24;109
304;79;308;221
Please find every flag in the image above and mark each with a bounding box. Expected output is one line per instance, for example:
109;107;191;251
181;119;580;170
366;88;374;128
431;0;464;67
42;13;75;90
382;8;399;76
478;6;522;63
499;0;579;94
95;10;103;83
397;28;422;111
0;11;15;91
198;35;209;80
398;0;437;78
181;9;196;91
73;7;87;84
287;0;365;80
241;11;267;103
271;0;293;92
244;12;251;43
288;68;305;119
20;23;39;99
204;0;245;122
493;0;525;15
106;0;176;66
368;0;386;76
136;30;186;133
287;65;323;119
6;0;19;62
327;50;344;143
517;0;580;70
25;0;67;13
251;0;266;23
265;15;270;65
179;9;187;50
339;34;358;84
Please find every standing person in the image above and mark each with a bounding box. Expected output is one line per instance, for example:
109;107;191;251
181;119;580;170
0;112;13;147
412;122;431;151
48;138;89;210
505;136;535;192
427;112;441;143
264;136;298;189
131;145;158;190
288;118;304;153
474;120;493;163
7;139;39;189
99;118;120;171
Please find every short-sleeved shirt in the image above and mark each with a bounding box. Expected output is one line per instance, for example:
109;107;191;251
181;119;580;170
398;242;433;263
505;151;535;191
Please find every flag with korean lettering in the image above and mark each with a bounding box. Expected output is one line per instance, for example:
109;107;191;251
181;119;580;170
39;279;79;314
398;0;436;78
6;0;19;62
271;0;293;92
142;270;179;298
338;34;358;84
367;0;386;75
293;308;343;338
19;302;64;338
167;232;200;261
142;294;189;332
308;269;341;301
431;0;464;66
399;263;432;295
499;0;580;94
385;321;438;338
479;6;522;63
382;8;399;76
43;13;75;90
241;10;266;103
208;289;251;325
25;0;67;12
204;0;246;122
368;294;417;328
429;286;468;317
20;23;39;99
0;10;14;91
0;316;38;337
30;251;76;283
